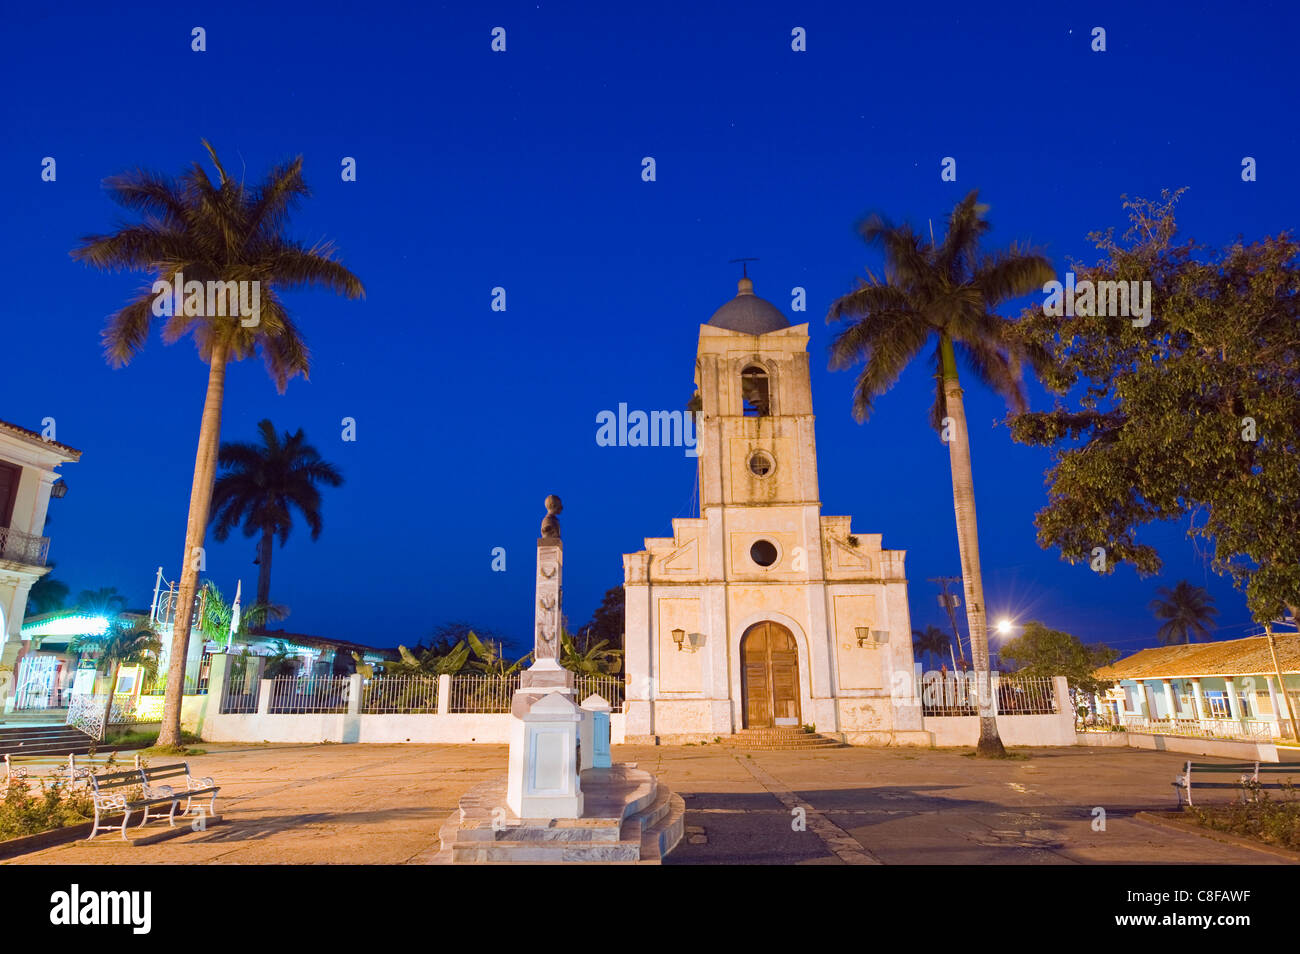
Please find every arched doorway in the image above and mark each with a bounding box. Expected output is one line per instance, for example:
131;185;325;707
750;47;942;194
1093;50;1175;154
741;621;801;728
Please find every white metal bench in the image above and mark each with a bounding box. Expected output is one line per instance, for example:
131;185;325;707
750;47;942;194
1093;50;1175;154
138;762;220;820
87;768;182;840
1173;760;1298;807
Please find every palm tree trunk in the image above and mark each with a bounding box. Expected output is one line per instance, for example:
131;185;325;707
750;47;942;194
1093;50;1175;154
940;335;1005;756
158;338;229;747
256;526;273;616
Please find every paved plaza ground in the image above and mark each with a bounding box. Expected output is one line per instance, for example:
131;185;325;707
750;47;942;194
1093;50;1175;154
4;743;1293;864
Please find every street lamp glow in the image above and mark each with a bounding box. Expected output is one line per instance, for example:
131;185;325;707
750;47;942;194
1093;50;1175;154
995;618;1014;636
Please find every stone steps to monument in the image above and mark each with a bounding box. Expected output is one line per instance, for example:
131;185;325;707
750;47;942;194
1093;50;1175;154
438;767;685;864
631;789;686;864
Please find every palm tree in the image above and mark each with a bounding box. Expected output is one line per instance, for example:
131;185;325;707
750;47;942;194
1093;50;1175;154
828;190;1054;756
208;420;344;613
71;621;162;740
912;625;951;670
1150;581;1218;645
72;142;364;746
195;580;286;651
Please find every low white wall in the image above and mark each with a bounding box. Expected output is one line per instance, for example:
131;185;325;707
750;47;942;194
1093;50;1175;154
925;711;1077;747
922;675;1076;746
1077;730;1280;763
200;711;626;745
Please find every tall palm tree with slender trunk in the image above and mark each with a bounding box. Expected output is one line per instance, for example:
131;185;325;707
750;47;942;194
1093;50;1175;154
209;420;344;614
72;141;364;746
1150;581;1218;645
828;190;1054;756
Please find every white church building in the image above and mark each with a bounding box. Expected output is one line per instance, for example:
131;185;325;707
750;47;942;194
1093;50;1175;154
622;276;928;744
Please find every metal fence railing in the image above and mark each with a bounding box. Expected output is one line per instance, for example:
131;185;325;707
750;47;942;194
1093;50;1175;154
269;675;350;714
362;676;439;714
220;660;262;714
1120;715;1282;741
447;674;520;713
917;672;1060;717
572;673;625;712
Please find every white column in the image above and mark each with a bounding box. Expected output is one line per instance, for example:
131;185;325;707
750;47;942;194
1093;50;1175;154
347;673;363;716
1191;678;1208;720
257;678;274;715
437;673;451;714
1224;678;1244;721
1161;679;1177;720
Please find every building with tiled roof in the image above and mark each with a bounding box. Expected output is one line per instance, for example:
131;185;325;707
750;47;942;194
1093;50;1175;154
1095;633;1300;741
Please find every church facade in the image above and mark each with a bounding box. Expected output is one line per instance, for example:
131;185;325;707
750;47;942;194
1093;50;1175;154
622;277;927;744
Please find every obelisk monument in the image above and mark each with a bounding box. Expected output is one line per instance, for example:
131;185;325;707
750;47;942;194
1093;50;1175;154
516;494;574;701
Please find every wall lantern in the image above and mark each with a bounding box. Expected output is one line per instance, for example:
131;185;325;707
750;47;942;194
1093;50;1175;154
856;627;889;648
672;628;686;651
50;480;68;499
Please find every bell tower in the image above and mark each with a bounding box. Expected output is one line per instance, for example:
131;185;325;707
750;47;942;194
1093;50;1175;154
694;276;821;513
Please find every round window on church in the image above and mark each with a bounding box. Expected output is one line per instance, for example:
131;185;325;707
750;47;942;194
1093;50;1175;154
748;450;775;477
750;539;779;568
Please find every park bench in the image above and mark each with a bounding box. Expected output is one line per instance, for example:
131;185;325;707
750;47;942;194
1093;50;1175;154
1173;760;1299;807
87;768;182;840
4;753;73;791
87;762;221;840
138;762;219;820
4;752;126;792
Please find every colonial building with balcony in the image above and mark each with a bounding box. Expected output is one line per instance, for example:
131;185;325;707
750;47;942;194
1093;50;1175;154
0;418;81;711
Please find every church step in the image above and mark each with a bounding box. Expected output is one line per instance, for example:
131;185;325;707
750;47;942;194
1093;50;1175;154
724;730;847;750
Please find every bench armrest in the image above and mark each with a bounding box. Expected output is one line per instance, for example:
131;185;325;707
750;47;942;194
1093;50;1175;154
188;776;216;790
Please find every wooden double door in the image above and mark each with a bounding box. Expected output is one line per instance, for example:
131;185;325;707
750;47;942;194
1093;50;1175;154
741;622;801;728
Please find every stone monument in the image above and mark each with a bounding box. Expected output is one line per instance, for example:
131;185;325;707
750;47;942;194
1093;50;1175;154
515;494;573;703
435;495;686;863
506;495;583;818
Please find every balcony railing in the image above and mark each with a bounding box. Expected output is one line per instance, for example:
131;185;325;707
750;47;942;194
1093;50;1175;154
0;525;50;567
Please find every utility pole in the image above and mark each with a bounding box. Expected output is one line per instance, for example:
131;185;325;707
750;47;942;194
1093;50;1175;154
930;576;969;670
1265;624;1300;742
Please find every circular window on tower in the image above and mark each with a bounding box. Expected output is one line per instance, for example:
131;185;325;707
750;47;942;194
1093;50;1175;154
750;539;779;568
748;450;775;478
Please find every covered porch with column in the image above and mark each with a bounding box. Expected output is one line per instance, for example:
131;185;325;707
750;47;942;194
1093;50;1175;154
1094;633;1300;743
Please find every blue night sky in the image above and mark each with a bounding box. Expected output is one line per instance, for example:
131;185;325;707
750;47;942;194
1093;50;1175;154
1;1;1295;657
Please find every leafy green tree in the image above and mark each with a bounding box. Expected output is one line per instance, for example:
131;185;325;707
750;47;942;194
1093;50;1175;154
828;190;1054;756
1007;190;1300;625
578;585;625;653
72;141;365;746
27;571;69;616
998;621;1119;698
71;621;163;738
209;420;344;613
1150;580;1219;645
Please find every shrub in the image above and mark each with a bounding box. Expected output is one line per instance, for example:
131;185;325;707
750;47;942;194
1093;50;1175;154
1188;781;1300;851
0;779;95;840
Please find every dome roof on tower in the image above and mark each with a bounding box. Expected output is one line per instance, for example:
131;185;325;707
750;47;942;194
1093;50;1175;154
707;277;791;335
